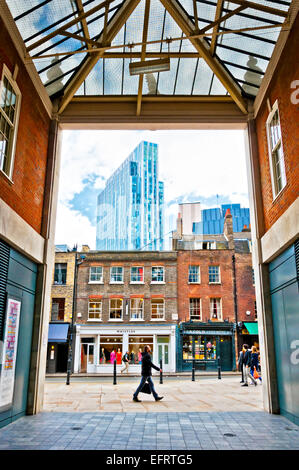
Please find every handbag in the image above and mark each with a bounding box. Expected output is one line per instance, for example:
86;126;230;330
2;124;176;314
140;381;151;394
253;366;259;379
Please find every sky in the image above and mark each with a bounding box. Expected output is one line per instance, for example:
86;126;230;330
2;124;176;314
54;129;250;250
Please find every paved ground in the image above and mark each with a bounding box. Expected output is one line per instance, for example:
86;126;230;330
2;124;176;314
0;377;298;450
0;411;298;450
43;376;265;413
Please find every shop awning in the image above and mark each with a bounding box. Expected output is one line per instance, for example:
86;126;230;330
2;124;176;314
48;323;69;343
244;322;258;335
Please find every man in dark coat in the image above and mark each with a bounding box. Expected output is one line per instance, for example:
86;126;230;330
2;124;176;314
241;344;257;386
238;349;245;383
133;345;163;402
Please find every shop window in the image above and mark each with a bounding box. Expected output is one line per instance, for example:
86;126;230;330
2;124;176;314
130;298;144;320
130;266;144;283
208;265;220;283
51;298;65;321
88;299;102;320
110;266;123;283
0;65;21;180
109;298;123;320
188;265;200;283
89;266;103;283
54;263;67;285
210;298;222;320
182;335;217;362
99;336;123;364
128;336;153;364
189;298;201;321
151;298;165;320
151;266;164;283
266;101;287;198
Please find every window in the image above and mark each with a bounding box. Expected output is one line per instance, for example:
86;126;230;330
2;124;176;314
89;266;103;283
189;298;201;321
266;101;286;198
209;266;220;283
110;266;123;283
202;241;216;250
151;266;164;283
210;298;222;320
88;299;102;321
99;336;123;364
130;266;144;283
128;336;153;364
130;298;144;320
0;65;21;179
54;263;67;285
151;298;165;320
51;298;65;321
109;298;123;320
188;265;200;283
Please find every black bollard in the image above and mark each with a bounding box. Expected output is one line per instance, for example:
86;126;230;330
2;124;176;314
217;356;221;379
113;359;117;385
160;359;163;384
192;359;195;381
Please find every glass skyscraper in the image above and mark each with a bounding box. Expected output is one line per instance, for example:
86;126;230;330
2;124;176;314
96;141;164;251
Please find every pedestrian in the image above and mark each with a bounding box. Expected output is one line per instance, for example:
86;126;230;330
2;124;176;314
121;351;130;374
238;348;245;383
241;344;257;387
250;346;262;383
133;345;163;402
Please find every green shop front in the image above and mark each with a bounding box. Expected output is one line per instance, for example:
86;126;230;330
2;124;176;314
176;322;236;372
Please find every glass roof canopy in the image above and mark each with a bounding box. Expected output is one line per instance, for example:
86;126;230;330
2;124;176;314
6;0;291;107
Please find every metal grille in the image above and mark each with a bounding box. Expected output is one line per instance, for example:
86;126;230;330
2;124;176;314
0;240;10;341
295;239;299;283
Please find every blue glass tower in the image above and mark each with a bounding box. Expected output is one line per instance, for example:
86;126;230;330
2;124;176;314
192;203;250;235
96;141;164;251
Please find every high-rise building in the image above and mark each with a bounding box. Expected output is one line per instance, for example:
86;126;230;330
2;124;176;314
193;203;250;235
96;141;164;251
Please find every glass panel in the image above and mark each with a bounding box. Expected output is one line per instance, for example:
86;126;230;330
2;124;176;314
90;266;103;282
88;300;102;320
110;267;123;282
54;263;67;284
164;344;169;365
151;266;164;282
100;336;123;364
189;298;201;321
110;298;123;319
128;335;153;364
130;298;144;319
131;266;144;282
182;335;193;360
209;266;220;283
151;298;164;319
194;336;205;360
206;337;217;360
88;344;94;364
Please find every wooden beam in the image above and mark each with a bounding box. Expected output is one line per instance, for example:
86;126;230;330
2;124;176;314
58;0;141;114
26;0;113;53
59;30;100;48
226;0;289;18
136;0;151;116
210;0;223;55
160;0;248;114
71;95;235;102
199;5;246;35
75;0;92;50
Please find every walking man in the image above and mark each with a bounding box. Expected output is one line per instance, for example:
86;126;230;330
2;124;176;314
133;345;163;402
241;344;257;387
238;348;245;383
121;351;130;374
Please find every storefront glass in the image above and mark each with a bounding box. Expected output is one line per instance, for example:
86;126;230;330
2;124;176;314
128;336;153;364
182;335;217;361
80;337;95;372
99;336;123;364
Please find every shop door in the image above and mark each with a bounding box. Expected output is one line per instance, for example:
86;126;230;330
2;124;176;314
219;338;233;371
158;343;170;372
80;344;94;372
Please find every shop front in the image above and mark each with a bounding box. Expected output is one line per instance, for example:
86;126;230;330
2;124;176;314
73;324;176;374
177;322;235;372
46;322;70;374
238;321;259;350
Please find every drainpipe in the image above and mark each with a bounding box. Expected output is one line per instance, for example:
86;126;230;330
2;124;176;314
232;254;238;370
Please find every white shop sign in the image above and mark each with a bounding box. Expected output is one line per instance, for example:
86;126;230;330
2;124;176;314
0;299;21;410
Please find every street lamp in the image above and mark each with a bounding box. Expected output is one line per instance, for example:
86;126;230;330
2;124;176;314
66;252;86;385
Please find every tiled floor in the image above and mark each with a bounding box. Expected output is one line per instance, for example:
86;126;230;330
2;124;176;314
0;411;298;450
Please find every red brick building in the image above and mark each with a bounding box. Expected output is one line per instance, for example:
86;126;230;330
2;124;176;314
174;211;257;372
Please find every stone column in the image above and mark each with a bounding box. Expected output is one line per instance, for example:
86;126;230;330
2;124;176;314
244;113;279;414
26;118;62;414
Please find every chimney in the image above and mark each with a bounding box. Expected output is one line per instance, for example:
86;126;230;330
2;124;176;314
81;245;90;253
223;208;234;249
177;212;182;238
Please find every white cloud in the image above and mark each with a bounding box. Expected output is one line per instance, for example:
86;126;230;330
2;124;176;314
55;203;96;250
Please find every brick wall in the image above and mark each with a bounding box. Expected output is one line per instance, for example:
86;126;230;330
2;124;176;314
50;252;76;322
76;253;177;324
177;250;235;322
0;19;50;234
255;13;299;233
235;253;256;322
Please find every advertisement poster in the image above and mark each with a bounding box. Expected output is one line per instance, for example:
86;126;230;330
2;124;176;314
0;298;21;410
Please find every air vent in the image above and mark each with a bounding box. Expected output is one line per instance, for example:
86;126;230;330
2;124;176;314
0;240;10;340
